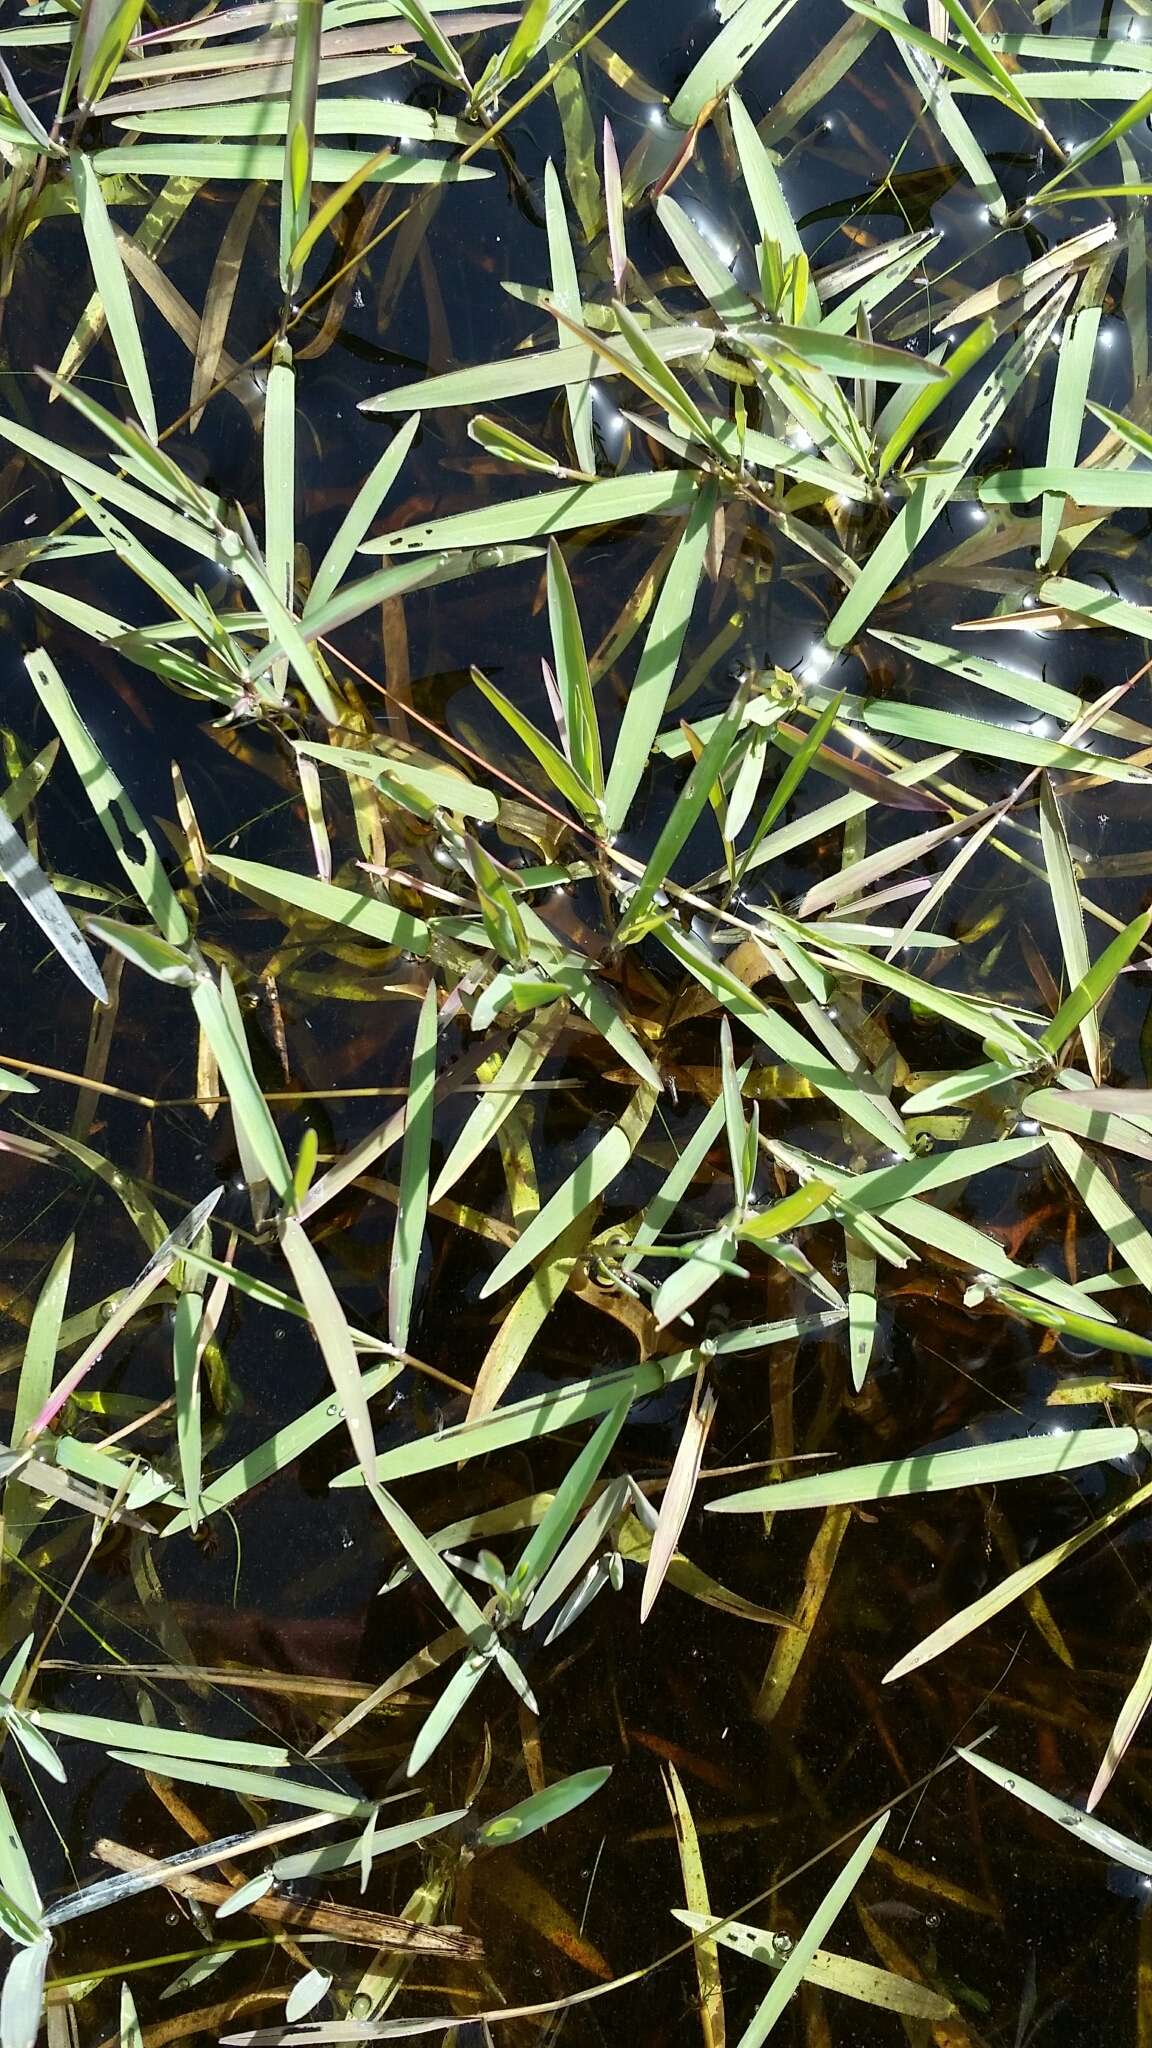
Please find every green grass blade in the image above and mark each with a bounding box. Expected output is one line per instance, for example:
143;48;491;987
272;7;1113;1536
1034;83;1152;202
546;538;603;801
405;1651;492;1777
162;1359;400;1536
272;1809;463;1883
658;924;911;1154
4;1235;75;1550
478;1766;611;1847
860;701;1149;783
657;193;759;325
544;158;595;473
784;925;1040;1063
652;1226;743;1331
289;144;406;279
106;1754;372;1816
512;1401;629;1596
389;981;438;1351
295;738;497;824
615;685;748;943
172;1285;203;1530
728;87;817;318
279;0;321;288
881;3;1007;217
390;0;470;89
263;338;295;627
603;483;715;836
305;414;419;616
26;649;188;942
0;808;106;1002
1040;294;1105;567
1038;774;1098;1076
1042;574;1152;640
607;298;720;447
676;1908;951;2017
333;1317;842;1486
30;1711;287;1768
981;467;1152;508
372;1486;492;1646
359;325;705;416
935;0;1037;121
827;284;1067;647
886;1475;1152;1682
192;971;293;1203
210;853;428;954
1045;1127;1152;1304
845;0;1033;115
361;470;698;554
480;1084;657;1297
749;321;947;384
669;0;800;128
1024;1084;1152;1162
303;546;536;641
547;962;662;1088
736;1813;889;2043
0;1935;50;2048
84;921;194;991
867;628;1121;735
430;1006;564;1205
1041;911;1150;1058
471;668;600;821
92;144;492;184
11;1236;73;1450
960;1746;1152;1872
71;151;157;441
877;317;996;478
77;0;143;107
0;1790;40;1935
741;693;843;877
1089;1632;1152;1812
710;1426;1137;1514
279;1214;386;1496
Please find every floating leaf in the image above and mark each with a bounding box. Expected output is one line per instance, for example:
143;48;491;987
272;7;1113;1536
71;152;157;441
389;982;439;1351
710;1427;1137;1514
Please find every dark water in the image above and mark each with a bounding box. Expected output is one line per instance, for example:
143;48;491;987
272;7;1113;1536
5;0;1152;2042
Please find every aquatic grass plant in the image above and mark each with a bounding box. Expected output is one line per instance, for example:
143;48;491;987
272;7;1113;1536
4;0;1152;2039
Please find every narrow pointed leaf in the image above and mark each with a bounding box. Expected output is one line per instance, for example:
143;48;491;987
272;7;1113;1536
71;151;157;441
710;1427;1138;1514
737;1814;889;2043
389;981;439;1351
